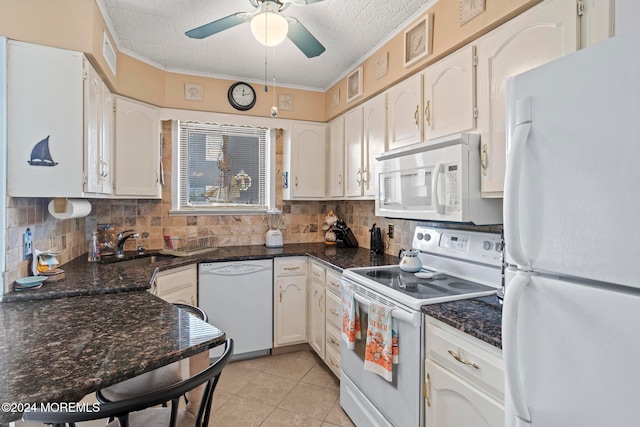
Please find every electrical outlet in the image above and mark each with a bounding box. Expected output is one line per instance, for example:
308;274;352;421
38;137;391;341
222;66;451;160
388;223;394;239
23;228;33;260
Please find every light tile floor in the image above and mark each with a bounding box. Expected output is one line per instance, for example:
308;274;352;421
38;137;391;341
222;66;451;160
209;350;355;427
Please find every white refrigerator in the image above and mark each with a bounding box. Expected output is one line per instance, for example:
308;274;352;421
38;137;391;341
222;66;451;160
503;27;640;427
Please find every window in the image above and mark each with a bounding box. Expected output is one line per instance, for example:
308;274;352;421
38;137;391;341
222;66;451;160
174;121;272;213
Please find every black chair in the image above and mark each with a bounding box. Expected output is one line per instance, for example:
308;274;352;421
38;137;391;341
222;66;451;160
97;303;208;403
23;338;233;427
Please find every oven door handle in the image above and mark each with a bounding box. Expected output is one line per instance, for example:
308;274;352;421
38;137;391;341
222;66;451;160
353;293;420;327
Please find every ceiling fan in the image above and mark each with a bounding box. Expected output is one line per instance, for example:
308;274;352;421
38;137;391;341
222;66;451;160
185;0;326;58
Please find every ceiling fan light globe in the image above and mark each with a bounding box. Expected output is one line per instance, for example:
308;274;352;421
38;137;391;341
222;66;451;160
250;11;289;46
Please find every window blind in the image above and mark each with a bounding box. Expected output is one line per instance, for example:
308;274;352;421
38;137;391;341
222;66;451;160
178;121;268;211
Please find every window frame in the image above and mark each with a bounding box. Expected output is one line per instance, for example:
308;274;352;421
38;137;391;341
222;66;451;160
170;120;276;215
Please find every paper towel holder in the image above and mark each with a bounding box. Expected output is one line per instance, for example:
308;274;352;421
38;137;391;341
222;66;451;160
48;198;92;219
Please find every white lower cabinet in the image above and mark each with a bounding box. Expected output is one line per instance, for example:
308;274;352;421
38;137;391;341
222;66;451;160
152;264;198;305
274;257;308;347
425;316;504;427
307;259;342;378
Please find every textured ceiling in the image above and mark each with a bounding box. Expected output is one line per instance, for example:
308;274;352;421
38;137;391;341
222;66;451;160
98;0;435;91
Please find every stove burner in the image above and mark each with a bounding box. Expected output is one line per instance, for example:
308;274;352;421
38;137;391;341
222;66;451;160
366;270;396;279
448;282;477;290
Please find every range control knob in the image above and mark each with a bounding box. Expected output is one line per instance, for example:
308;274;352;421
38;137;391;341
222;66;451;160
416;232;424;240
494;242;503;252
482;240;492;250
423;233;431;241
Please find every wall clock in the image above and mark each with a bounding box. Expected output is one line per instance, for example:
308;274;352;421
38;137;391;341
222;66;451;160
228;82;256;111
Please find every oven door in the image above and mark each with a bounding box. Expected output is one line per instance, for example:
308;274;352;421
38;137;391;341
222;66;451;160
340;278;424;427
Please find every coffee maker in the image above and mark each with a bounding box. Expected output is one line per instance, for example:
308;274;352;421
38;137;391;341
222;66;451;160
369;223;384;254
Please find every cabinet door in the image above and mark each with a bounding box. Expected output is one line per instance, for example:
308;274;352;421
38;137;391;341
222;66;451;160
154;264;198;306
362;94;387;197
344;106;363;197
114;96;161;197
387;73;423;150
290;123;326;199
423;45;476;141
309;281;325;358
84;60;102;194
425;360;504;427
100;85;114;194
274;275;307;346
7;41;84;197
476;0;578;197
327;116;345;199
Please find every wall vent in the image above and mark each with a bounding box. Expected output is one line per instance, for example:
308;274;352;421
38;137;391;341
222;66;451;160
102;31;117;76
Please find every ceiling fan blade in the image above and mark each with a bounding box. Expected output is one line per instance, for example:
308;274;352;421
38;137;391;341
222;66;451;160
287;18;325;58
185;12;249;39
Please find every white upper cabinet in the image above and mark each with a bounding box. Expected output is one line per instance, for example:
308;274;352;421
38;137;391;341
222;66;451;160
84;59;113;195
283;122;326;200
422;45;477;141
114;96;161;198
7;41;85;197
327;116;345;199
386;73;423;150
476;0;579;197
343;106;364;198
362;93;387;197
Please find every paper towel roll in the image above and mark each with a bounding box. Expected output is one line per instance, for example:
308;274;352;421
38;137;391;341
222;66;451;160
48;199;92;219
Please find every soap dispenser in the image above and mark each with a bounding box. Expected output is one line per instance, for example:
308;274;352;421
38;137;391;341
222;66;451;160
88;231;101;262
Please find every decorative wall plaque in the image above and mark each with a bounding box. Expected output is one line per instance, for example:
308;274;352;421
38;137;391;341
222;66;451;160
375;52;389;80
184;83;203;102
278;94;294;111
460;0;486;26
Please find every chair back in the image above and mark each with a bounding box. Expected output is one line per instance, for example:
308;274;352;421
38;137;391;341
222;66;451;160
174;303;208;322
23;338;233;427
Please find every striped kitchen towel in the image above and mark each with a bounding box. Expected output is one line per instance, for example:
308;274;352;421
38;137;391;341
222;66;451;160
364;301;396;382
341;282;361;349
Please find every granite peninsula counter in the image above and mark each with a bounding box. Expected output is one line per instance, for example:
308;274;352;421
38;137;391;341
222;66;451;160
0;292;225;423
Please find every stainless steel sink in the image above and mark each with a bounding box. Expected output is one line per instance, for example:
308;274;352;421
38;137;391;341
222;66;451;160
101;254;175;268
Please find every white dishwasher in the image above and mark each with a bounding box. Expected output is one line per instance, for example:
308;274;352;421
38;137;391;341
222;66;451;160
199;259;273;360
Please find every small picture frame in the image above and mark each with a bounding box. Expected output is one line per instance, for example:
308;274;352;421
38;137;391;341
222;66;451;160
347;66;363;103
403;13;433;68
331;89;340;109
184;83;203;102
460;0;486;26
278;94;294;111
375;52;388;80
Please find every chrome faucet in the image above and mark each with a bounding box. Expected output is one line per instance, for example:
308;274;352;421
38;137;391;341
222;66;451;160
116;230;139;257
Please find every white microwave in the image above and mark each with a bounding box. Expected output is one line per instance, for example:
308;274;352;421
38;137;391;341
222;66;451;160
375;134;503;224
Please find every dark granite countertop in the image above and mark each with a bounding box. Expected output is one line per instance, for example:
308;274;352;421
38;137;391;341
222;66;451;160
422;295;503;349
0;291;225;423
2;243;398;302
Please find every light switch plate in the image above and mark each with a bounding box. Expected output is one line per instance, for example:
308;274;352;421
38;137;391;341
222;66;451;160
23;228;33;260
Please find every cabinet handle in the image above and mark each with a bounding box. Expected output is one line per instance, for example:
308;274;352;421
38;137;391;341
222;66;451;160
338;173;342;186
425;100;431;127
448;348;480;369
329;336;340;347
425;373;431;407
414;105;420;128
279;285;283;303
356;168;362;185
284;266;300;271
319;294;323;312
102;160;108;179
362;168;368;184
329;356;340;369
330;308;339;316
481;144;489;176
295;175;298;188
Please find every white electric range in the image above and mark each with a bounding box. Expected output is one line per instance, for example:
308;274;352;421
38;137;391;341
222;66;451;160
340;226;503;427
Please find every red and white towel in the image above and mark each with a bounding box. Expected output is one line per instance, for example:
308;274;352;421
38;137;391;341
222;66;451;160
364;301;399;382
341;282;361;349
